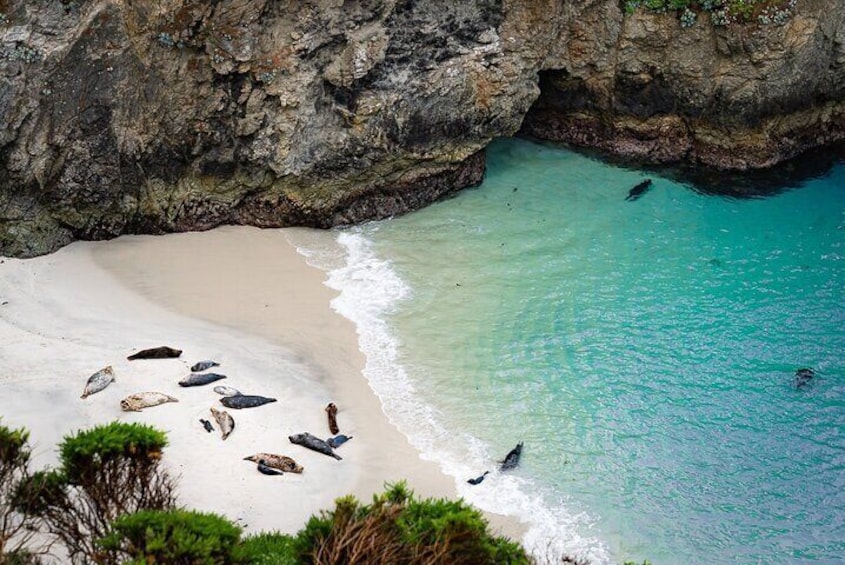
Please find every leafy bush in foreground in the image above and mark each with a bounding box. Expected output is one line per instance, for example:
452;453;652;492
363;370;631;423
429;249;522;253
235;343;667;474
0;422;44;563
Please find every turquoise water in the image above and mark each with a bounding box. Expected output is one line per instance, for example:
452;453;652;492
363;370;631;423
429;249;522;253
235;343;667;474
309;138;845;564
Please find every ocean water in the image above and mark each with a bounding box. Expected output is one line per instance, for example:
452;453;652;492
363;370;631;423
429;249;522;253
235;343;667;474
295;138;845;564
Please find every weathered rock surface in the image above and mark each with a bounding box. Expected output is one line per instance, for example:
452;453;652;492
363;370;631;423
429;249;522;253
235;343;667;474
0;1;842;256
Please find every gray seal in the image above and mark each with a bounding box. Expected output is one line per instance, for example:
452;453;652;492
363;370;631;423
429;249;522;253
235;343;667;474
289;432;342;460
179;372;227;387
625;179;652;201
81;366;115;399
191;360;220;372
127;346;182;360
500;442;523;471
213;385;241;397
220;395;277;409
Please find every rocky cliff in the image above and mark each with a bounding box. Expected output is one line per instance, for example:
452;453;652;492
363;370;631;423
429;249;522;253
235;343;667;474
1;0;843;257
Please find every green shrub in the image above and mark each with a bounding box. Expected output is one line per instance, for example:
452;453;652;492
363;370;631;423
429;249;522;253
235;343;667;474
99;509;246;564
240;532;298;565
0;422;45;562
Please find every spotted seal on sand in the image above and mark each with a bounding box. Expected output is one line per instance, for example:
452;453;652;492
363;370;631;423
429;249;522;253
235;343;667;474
289;432;342;460
127;346;182;360
257;460;284;476
625;179;652;202
220;394;276;409
120;392;179;412
213;385;241;397
325;402;339;434
81;366;115;399
179;372;227;387
326;434;352;449
210;407;234;440
500;442;523;471
243;453;303;473
191;360;220;372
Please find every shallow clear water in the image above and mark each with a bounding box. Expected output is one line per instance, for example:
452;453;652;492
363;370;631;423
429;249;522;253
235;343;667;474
302;138;845;564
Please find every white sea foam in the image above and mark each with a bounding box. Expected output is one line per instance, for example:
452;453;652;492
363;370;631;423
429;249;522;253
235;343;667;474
294;226;612;564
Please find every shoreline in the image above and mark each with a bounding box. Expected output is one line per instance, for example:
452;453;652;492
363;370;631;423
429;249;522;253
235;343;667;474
0;225;523;547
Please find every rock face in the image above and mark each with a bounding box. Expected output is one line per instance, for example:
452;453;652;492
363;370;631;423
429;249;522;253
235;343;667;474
0;0;843;257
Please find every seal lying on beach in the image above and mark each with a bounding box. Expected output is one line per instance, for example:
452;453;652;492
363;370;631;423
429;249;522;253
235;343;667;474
81;366;115;399
467;471;490;485
256;460;285;476
191;360;220;372
120;392;179;412
625;179;653;201
210;407;234;440
500;442;523;471
794;367;815;388
326;434;352;449
213;385;241;397
127;346;182;360
200;419;214;433
179;372;227;387
289;432;342;460
243;453;304;473
220;394;277;409
326;402;340;434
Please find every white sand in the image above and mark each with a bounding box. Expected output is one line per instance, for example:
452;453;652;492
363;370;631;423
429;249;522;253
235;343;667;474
0;226;522;545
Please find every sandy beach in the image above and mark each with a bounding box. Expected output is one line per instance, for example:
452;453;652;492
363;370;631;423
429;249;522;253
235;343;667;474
0;225;521;549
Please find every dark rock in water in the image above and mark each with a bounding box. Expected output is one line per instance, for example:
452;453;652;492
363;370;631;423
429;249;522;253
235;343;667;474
326;434;353;449
289;432;342;460
500;442;523;471
467;471;490;485
794;367;815;388
257;460;285;476
179;372;227;387
191;360;220;372
625;179;652;201
200;418;214;433
127;346;182;360
220;395;277;409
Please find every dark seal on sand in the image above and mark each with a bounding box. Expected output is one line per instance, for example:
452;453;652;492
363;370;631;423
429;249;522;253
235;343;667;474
191;360;220;372
289;432;342;460
326;402;340;434
127;346;182;360
179;372;227;387
500;442;523;471
220;394;277;409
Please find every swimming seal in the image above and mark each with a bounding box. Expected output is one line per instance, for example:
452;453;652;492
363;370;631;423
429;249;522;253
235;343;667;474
326;402;340;434
200;419;214;433
625;179;653;202
210;407;234;440
256;460;285;476
179;372;227;387
127;346;182;360
213;385;241;397
243;453;304;473
326;434;352;449
500;442;523;471
120;392;179;412
191;360;220;372
467;471;490;485
81;366;115;399
289;432;342;460
794;367;815;388
220;394;277;409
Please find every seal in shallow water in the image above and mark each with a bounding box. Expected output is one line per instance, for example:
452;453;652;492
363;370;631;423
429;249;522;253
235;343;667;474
243;453;303;473
289;432;342;460
499;442;523;471
794;367;815;388
220;394;276;409
81;366;115;399
120;392;179;412
326;402;339;434
127;346;182;360
210;407;234;440
179;372;227;387
191;360;220;372
625;179;653;201
467;471;490;485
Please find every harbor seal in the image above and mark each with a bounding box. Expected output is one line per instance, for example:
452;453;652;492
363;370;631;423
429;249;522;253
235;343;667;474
199;419;214;433
256;460;284;476
127;346;182;360
326;434;353;449
625;179;653;201
794;367;815;388
120;392;179;412
326;402;339;434
179;372;227;387
213;385;241;397
191;360;220;372
220;394;277;409
467;471;490;485
289;432;342;460
210;407;234;440
80;366;115;399
500;442;523;471
243;453;303;473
